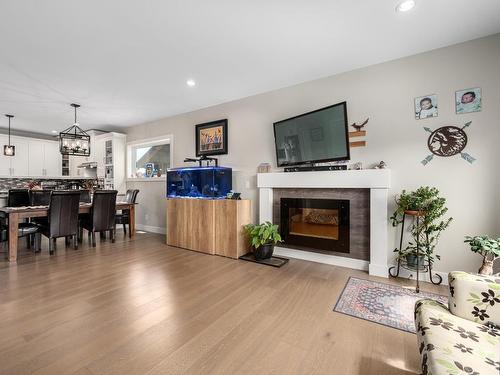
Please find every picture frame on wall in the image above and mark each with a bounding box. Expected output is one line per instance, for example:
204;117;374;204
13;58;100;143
455;87;482;114
414;94;438;120
195;119;228;156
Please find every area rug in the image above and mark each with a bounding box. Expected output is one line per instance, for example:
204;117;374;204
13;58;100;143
333;277;447;333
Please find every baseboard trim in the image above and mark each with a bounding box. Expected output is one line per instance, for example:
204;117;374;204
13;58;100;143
273;246;369;272
135;224;166;235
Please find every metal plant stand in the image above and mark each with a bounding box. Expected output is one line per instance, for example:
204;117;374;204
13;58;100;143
389;211;442;293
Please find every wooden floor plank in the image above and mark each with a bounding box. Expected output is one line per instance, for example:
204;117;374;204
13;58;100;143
0;232;446;374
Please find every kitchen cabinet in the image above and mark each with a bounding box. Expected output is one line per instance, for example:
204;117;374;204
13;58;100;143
28;140;61;177
0;135;61;177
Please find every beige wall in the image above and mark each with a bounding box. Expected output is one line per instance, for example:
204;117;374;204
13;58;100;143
126;34;500;274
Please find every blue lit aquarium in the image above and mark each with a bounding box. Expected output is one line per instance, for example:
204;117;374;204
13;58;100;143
166;166;232;199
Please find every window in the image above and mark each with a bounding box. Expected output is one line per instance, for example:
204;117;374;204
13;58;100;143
127;136;173;179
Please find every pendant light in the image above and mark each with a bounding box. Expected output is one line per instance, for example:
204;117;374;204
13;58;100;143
3;114;15;156
59;103;91;156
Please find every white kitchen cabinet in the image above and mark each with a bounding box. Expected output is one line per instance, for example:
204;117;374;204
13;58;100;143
0;135;11;176
28;140;62;177
43;141;62;176
9;137;29;176
28;140;45;175
94;132;126;193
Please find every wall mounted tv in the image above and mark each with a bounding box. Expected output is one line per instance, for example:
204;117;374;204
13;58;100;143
273;101;350;167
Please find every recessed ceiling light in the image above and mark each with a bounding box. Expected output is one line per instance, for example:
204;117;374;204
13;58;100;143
396;0;416;12
186;79;196;87
51;130;58;134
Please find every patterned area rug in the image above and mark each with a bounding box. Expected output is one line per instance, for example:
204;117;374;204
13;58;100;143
334;277;448;333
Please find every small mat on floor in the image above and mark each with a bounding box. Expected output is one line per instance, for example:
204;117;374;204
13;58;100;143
239;253;289;267
333;277;447;333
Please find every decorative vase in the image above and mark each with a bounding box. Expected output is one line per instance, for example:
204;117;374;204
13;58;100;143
254;243;274;260
406;254;425;269
478;259;494;276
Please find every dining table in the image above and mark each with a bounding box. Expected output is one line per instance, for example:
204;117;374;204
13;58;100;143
0;202;136;262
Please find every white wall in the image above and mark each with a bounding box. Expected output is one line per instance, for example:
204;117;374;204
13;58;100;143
126;34;500;274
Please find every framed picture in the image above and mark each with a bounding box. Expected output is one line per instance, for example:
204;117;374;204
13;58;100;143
195;119;228;156
415;94;438;120
456;87;482;114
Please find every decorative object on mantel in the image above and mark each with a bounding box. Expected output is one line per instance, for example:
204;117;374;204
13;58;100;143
348;118;368;148
59;103;91;157
464;236;500;276
195;119;228;157
373;161;387;169
421;121;476;165
257;163;271;173
456;87;482;114
414;94;438;120
3;114;15;156
389;187;452;292
350;162;363;170
334;277;447;333
244;221;283;260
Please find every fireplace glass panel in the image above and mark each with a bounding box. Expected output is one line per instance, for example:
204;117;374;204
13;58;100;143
280;198;349;253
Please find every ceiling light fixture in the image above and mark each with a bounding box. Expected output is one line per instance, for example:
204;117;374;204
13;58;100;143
59;103;91;156
396;0;416;12
3;114;15;156
186;79;196;87
51;130;58;134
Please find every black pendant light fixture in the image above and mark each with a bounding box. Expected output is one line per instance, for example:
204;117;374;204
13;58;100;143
3;114;15;156
59;103;91;156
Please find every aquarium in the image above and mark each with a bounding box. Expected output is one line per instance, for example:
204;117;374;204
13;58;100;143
166;166;232;199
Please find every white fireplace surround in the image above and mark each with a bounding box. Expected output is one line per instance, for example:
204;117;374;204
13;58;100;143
257;169;391;278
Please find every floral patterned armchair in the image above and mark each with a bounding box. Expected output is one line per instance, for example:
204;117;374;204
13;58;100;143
414;272;500;375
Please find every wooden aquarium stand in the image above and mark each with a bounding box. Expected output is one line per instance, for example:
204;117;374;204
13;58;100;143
166;198;252;259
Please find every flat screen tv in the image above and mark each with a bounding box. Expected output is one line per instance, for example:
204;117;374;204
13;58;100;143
273;102;350;167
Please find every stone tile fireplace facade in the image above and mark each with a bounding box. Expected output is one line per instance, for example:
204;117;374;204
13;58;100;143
273;189;369;260
257;169;391;277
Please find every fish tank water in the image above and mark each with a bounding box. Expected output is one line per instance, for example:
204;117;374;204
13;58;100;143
166;166;232;199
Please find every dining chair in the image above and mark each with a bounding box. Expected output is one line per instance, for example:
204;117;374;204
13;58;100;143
29;190;52;206
115;189;139;235
79;190;92;203
80;190;118;247
8;189;30;207
38;191;81;255
0;222;41;255
8;189;37;249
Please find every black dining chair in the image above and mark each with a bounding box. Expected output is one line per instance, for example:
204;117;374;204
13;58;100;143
1;222;41;255
8;189;38;250
29;190;52;206
37;191;81;255
79;190;92;203
115;189;139;235
8;189;30;207
80;190;118;247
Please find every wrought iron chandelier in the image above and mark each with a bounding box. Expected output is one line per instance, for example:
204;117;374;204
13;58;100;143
3;114;15;156
59;103;90;156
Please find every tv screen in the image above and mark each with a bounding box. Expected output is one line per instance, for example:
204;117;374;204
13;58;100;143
273;102;350;167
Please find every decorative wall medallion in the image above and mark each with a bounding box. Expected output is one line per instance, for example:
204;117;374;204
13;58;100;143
421;122;476;165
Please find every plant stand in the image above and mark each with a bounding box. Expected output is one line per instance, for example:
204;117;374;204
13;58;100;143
388;211;442;293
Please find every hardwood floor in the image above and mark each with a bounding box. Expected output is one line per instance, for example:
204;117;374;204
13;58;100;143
0;233;446;375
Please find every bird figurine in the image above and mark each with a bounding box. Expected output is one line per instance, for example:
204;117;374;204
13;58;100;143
351;118;369;132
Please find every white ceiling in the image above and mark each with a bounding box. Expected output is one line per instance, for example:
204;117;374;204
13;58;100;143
0;0;500;134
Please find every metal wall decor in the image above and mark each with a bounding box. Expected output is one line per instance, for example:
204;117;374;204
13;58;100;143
59;103;91;156
421;121;475;165
3;114;15;156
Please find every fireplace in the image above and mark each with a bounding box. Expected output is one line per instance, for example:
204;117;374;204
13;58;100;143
280;198;350;254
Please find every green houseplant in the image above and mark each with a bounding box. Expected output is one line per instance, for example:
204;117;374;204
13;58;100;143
464;235;500;275
244;222;282;260
390;186;452;268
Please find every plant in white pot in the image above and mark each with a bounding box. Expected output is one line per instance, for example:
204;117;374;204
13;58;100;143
464;235;500;275
244;222;282;260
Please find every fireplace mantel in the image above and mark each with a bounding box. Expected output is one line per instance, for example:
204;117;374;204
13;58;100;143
257;169;391;277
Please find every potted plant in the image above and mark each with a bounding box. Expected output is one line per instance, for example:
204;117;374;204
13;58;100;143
390;187;452;269
244;221;282;260
464;235;500;275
